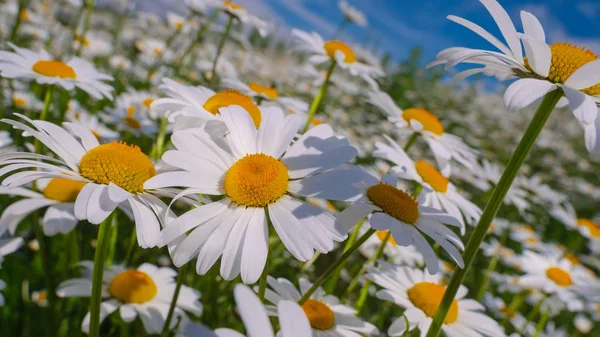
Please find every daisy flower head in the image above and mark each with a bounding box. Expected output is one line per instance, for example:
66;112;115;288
57;262;202;334
335;173;465;274
367;91;479;171
145;106;365;283
428;0;600;152
366;263;506;337
518;251;586;311
373;135;482;233
338;0;367;27
151;78;263;132
220;77;309;113
550;202;600;241
218;1;268;37
102;102;158;138
0;114;178;248
0;43;114;100
31;290;48;307
262;276;378;337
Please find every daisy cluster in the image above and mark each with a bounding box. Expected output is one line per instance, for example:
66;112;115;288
0;1;598;337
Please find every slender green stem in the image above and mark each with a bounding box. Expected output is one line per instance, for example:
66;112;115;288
123;228;137;265
403;133;418;151
424;89;563;337
34;87;54;154
105;214;119;268
302;61;337;133
75;0;96;56
257;250;270;301
475;229;509;301
89;215;114;337
161;263;190;337
179;12;218;70
9;0;25;42
298;228;375;304
209;15;234;86
500;292;524;328
153;117;169;160
532;308;549;337
325;219;362;292
354;231;391;311
520;296;544;333
32;212;55;337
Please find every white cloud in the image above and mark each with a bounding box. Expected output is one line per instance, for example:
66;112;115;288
576;1;600;20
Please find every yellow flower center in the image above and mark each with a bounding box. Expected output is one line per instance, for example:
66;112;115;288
108;270;157;304
545;267;572;287
12;97;26;107
35;291;47;302
203;90;262;127
123;107;141;129
224;1;245;11
402;108;444;136
19;9;29;20
301;299;335;330
154;48;163;55
224;154;289;207
407;282;459;324
376;230;398;246
564;253;579;265
79;142;156;193
311;118;323;126
74;34;89;47
143;98;154;108
175;21;184;29
525;42;600;96
32;60;77;79
524;237;539;244
43;178;87;203
366;183;419;224
324;40;356;63
415;160;449;193
248;82;279;99
576;219;600;237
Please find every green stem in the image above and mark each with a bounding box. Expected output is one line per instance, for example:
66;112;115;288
475;229;509;301
89;215;114;337
153;117;169;160
161;263;189;337
354;231;391;312
302;61;336;133
32;212;55;337
9;0;25;42
208;15;234;86
325;219;362;293
34;87;54;154
76;0;96;56
403;133;418;152
520;296;544;333
180;12;218;70
500;292;524;328
424;89;562;337
123;228;137;265
532;308;549;337
298;228;375;304
257;250;270;301
105;214;118;268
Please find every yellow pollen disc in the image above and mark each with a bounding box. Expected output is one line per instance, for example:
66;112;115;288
524;237;538;244
366;183;419;224
19;9;29;20
43;178;87;202
36;291;47;301
407;282;459;324
32;60;77;79
525;42;600;96
324;40;356;63
576;219;600;237
248;82;279;99
12;97;26;107
596;304;600;312
402;108;444;136
311;118;323;126
564;253;579;265
376;230;398;246
546;267;572;287
175;21;184;29
108;270;157;304
79;141;156;193
203;90;262;127
224;154;289;207
154;48;163;55
415;160;449;193
143;98;154;108
301;299;335;330
224;1;245;11
123;107;141;129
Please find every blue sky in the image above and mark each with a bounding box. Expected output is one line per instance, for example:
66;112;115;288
134;0;600;63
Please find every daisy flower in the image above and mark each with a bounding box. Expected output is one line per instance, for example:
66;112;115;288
428;0;600;152
482;294;526;330
0;43;113;100
10;90;42;110
366;263;506;337
374;135;482;232
145;106;364;283
0;114;182;248
335;174;464;274
220;77;309;113
57;262;202;334
210;284;311;337
102;104;158;138
291;29;383;87
218;1;268;37
262;276;378;337
357;221;425;268
550;202;600;241
366;90;479;171
338;0;367;27
31;290;48;307
151;78;263;131
518;251;586;311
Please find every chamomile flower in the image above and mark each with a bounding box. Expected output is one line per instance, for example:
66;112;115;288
0;43;113;100
145;106;364;283
428;0;600;152
167;12;189;32
31;290;48;307
518;251;586;311
220;77;309;113
103;104;158;138
482;294;526;330
218;1;268;37
550;202;600;240
335;174;464;274
291;29;383;86
366;263;506;337
374;135;482;232
366;90;479;171
10;90;42;110
262;276;378;337
151;78;263;131
338;0;367;27
57;262;202;334
0;114;181;248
